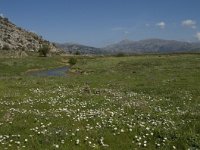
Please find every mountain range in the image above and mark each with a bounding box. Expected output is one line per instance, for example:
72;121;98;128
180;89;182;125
56;39;200;55
56;43;106;55
103;39;200;54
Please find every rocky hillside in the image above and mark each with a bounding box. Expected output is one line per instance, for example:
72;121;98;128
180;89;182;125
104;39;200;54
0;16;60;53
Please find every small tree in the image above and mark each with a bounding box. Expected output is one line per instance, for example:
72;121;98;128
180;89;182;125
75;51;81;55
69;50;72;54
38;44;50;57
116;52;126;57
68;57;77;66
2;44;10;50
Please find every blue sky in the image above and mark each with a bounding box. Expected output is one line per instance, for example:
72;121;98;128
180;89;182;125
1;0;200;47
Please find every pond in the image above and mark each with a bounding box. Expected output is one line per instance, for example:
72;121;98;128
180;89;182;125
27;66;69;77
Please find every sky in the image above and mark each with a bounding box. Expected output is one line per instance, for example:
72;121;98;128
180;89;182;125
0;0;200;47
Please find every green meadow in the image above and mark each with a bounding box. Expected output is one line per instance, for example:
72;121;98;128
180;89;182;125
0;54;199;149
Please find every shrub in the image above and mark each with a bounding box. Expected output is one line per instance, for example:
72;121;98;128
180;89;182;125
69;50;72;54
21;47;26;51
3;17;9;22
68;57;77;66
2;44;10;50
38;44;50;57
115;52;126;57
75;51;81;55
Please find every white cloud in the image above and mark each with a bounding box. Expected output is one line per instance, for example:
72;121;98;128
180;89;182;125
145;23;150;27
156;22;166;29
182;19;196;29
196;32;200;41
111;27;131;36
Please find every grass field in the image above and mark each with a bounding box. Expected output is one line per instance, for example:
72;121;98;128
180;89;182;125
0;54;200;149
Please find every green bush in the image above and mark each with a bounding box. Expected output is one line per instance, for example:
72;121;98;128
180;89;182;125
2;44;10;50
115;52;126;57
75;51;81;55
68;57;77;65
38;44;50;57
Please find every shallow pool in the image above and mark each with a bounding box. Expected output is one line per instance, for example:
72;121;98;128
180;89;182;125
28;66;69;77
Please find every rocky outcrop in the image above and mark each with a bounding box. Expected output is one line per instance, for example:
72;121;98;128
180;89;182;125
0;16;60;53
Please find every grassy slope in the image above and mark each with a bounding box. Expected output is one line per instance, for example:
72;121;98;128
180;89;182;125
0;56;66;76
0;54;199;149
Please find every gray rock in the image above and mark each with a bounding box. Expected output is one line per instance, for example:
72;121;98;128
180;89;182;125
0;16;61;53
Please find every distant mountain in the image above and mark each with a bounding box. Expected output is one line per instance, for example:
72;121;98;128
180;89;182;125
0;16;61;53
57;39;200;55
104;39;200;54
56;43;106;55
